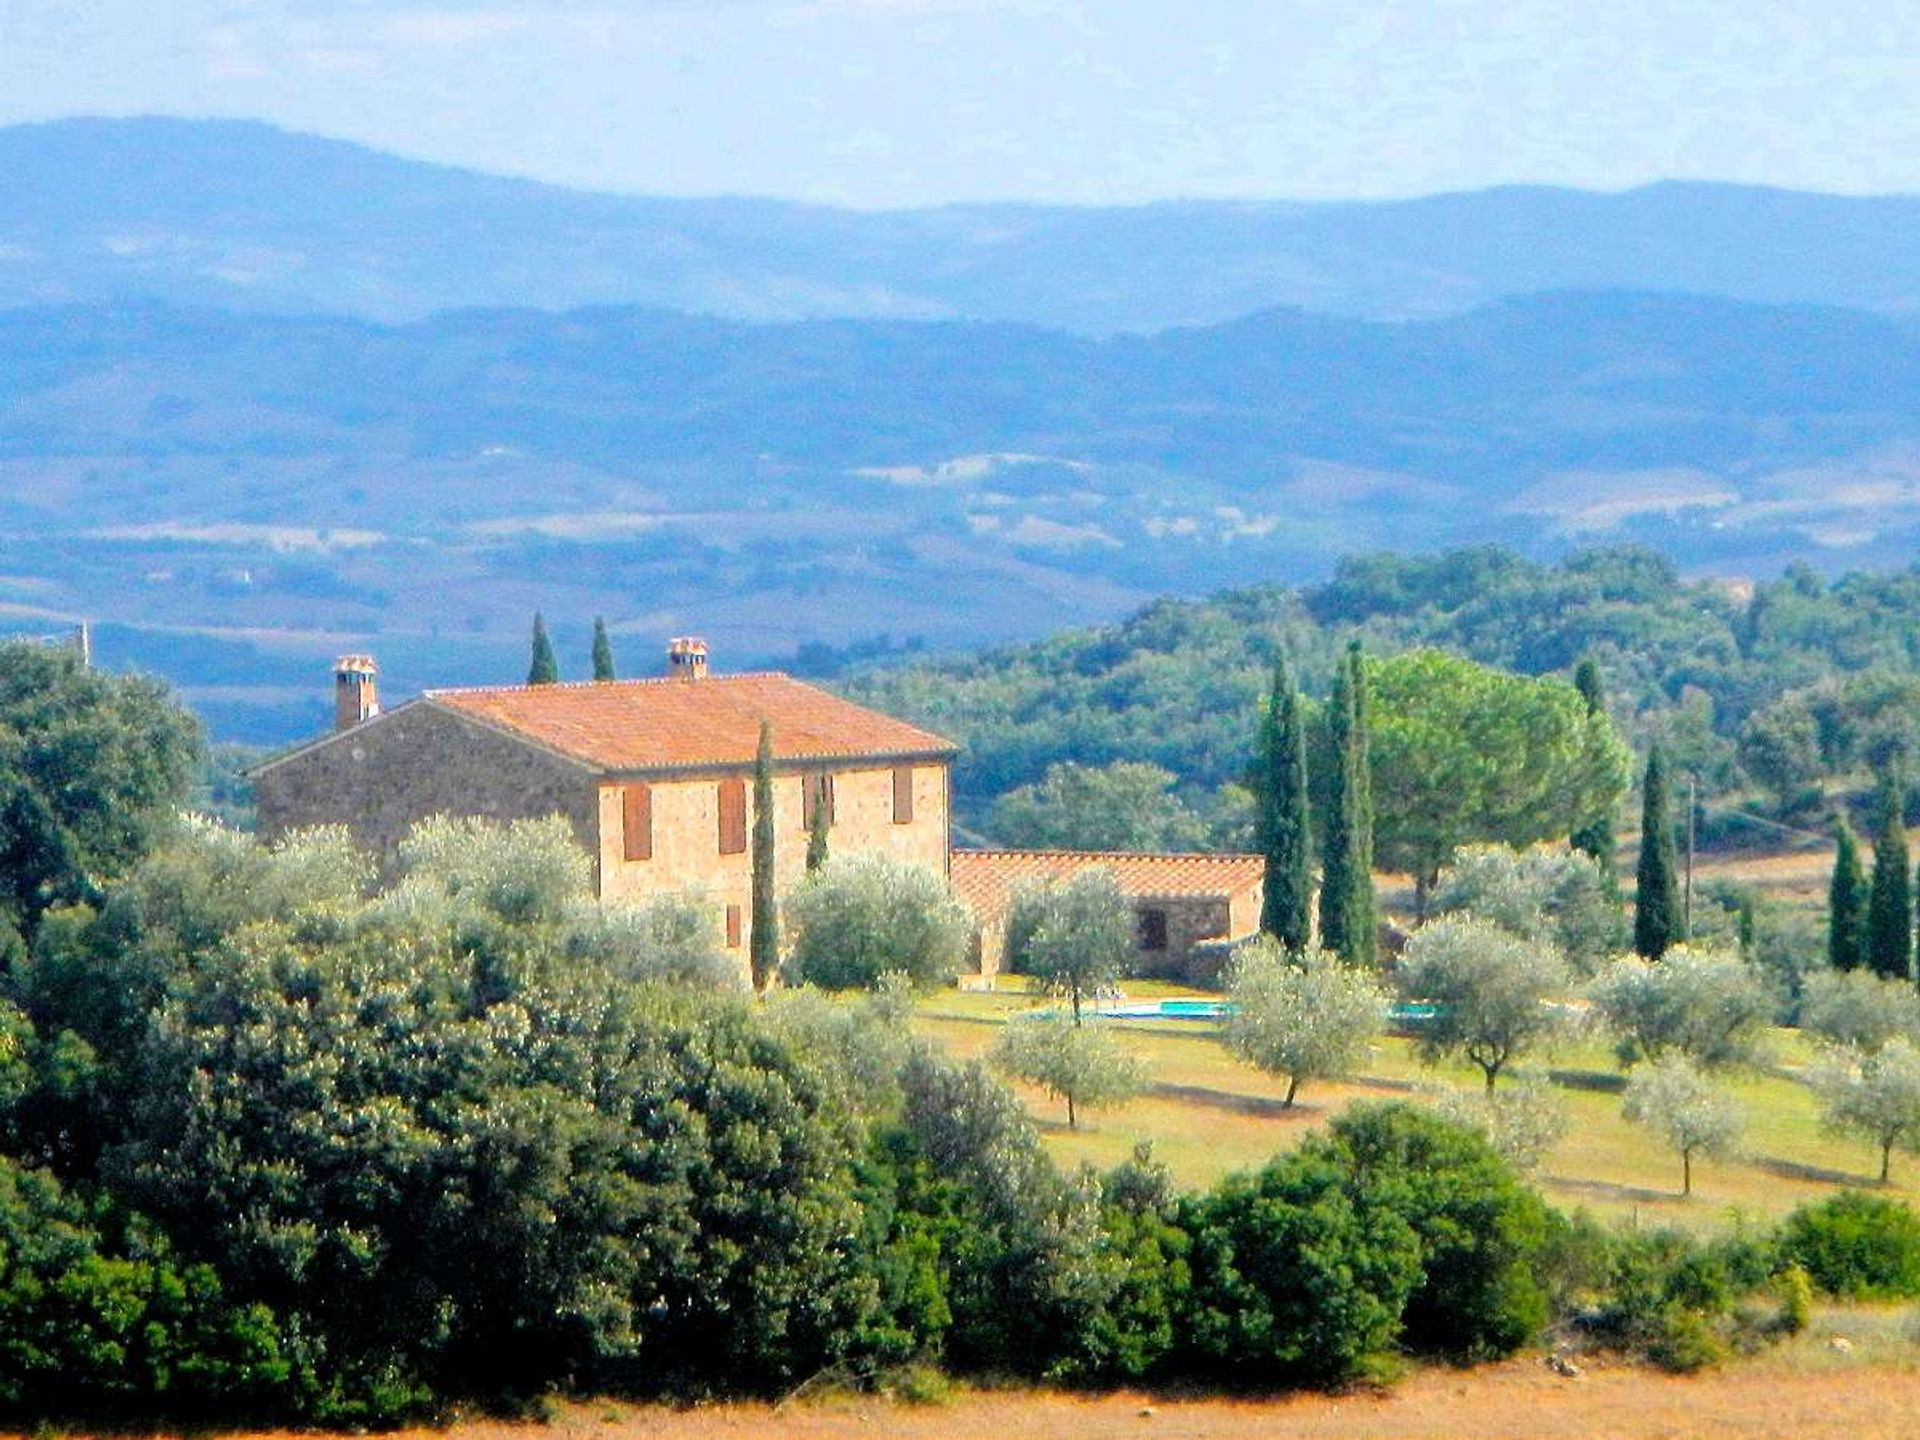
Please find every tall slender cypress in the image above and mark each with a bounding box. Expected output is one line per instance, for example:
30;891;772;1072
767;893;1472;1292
1345;643;1378;963
1319;642;1378;965
1868;767;1913;982
1828;821;1869;973
1570;656;1617;883
526;613;559;685
1256;654;1313;952
591;617;617;681
805;785;831;873
1634;744;1680;959
749;721;779;990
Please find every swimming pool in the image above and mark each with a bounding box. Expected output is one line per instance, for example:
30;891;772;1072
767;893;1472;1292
1079;998;1441;1026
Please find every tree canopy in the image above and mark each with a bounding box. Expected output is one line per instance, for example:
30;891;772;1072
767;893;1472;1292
0;642;201;926
1363;649;1631;901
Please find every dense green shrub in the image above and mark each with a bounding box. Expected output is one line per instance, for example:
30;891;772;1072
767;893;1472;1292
1323;1104;1556;1359
1175;1148;1421;1385
1780;1191;1920;1298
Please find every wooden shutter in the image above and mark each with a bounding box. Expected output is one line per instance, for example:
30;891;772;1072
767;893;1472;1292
725;904;743;948
802;772;836;829
622;783;652;861
892;765;914;825
718;778;747;855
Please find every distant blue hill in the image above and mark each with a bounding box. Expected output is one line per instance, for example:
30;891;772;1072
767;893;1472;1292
4;288;1920;743
5;116;1920;331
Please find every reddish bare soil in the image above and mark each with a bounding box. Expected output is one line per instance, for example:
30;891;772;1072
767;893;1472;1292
200;1357;1920;1440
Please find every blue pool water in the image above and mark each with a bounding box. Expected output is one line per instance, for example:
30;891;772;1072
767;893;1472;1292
1083;998;1441;1025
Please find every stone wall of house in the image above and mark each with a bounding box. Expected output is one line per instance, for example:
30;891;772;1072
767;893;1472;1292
595;760;951;960
1133;895;1235;981
254;703;599;864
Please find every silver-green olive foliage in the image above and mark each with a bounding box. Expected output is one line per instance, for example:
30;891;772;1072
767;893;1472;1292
785;852;974;991
992;1011;1146;1128
1397;916;1572;1092
1586;946;1772;1070
1622;1054;1745;1196
1813;1039;1920;1184
1223;938;1387;1106
1367;650;1632;893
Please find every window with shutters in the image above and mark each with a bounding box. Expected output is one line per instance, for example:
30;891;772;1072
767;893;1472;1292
1139;908;1169;952
717;778;747;855
801;771;836;829
725;904;743;948
892;765;914;824
622;783;652;861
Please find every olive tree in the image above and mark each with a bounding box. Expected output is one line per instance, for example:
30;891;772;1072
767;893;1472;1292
1222;937;1387;1106
1429;842;1624;975
1800;969;1920;1053
1397;917;1572;1092
1623;1055;1745;1197
1586;946;1772;1070
1005;868;1135;1023
785;852;973;990
1431;1081;1571;1173
1813;1039;1920;1184
992;1012;1146;1128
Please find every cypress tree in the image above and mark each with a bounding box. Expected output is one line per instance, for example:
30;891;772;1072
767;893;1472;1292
1319;642;1378;965
805;784;830;873
749;721;779;990
1570;656;1617;882
1256;654;1313;952
591;617;616;681
1346;643;1378;962
1828;821;1869;972
1868;767;1913;982
1634;744;1680;959
526;612;559;685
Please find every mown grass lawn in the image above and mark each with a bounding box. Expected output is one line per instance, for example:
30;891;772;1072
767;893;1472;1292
911;981;1920;1228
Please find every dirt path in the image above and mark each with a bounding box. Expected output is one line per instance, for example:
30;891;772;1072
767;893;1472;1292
217;1354;1920;1440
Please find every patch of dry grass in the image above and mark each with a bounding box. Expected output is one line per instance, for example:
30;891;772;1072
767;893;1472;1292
911;983;1920;1228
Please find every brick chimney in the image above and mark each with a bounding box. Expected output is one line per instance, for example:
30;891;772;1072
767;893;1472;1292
667;636;710;681
334;654;380;731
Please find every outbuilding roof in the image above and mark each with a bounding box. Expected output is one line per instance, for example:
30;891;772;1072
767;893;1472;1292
425;672;957;774
951;848;1265;927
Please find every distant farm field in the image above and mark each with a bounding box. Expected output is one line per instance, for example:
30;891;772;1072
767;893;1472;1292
910;978;1920;1227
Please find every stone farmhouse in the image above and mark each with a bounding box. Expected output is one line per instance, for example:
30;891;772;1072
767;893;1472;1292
253;641;956;957
255;640;1265;981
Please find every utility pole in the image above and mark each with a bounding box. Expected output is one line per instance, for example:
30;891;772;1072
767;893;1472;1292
1684;772;1697;939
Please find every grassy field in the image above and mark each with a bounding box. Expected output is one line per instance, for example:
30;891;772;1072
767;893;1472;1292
911;979;1920;1227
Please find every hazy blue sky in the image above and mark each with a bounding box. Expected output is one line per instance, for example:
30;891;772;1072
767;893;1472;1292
5;1;1917;206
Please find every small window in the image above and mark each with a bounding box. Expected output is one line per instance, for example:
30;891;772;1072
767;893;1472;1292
1139;908;1169;952
801;771;836;829
892;764;914;824
718;778;747;855
725;904;743;949
622;783;652;862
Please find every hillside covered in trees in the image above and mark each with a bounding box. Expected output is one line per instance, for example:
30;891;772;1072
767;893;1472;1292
842;545;1920;843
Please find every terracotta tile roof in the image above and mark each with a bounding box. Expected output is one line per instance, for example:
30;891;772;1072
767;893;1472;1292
426;673;956;773
952;848;1265;927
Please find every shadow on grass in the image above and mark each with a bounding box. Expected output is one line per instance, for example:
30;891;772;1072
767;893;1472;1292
1546;1175;1677;1205
1548;1068;1629;1094
1147;1081;1321;1120
1351;1074;1424;1094
1752;1155;1878;1188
